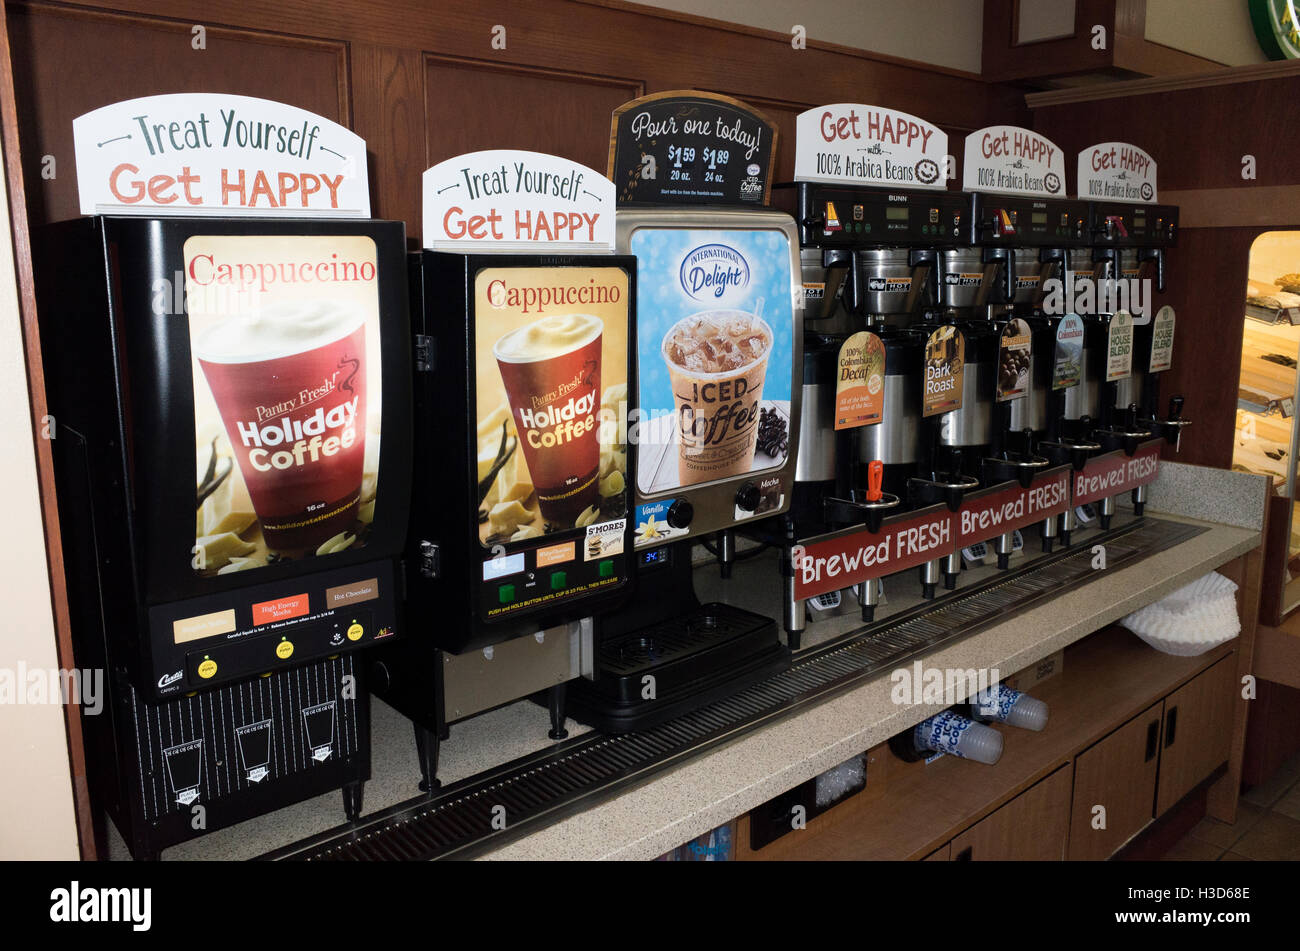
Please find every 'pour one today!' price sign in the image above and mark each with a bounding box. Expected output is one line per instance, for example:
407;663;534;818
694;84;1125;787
73;94;370;217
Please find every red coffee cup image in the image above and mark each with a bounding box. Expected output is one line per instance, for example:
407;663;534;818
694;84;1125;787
195;300;368;553
493;314;603;526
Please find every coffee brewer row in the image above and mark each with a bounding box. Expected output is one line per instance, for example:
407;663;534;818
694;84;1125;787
777;182;1187;633
43;90;1189;859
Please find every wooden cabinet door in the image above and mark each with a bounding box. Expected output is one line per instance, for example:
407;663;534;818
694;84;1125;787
1069;701;1163;860
949;764;1072;861
1157;655;1238;814
922;843;951;861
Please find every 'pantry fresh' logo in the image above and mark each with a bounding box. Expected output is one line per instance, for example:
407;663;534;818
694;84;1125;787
680;243;749;302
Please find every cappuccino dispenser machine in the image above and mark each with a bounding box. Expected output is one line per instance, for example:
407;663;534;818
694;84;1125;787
38;96;411;858
373;151;637;786
564;92;802;732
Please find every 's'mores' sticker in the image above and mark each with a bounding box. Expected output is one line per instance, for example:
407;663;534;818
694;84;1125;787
585;518;626;561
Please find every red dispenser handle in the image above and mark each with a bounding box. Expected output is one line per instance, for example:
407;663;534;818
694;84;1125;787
866;460;883;502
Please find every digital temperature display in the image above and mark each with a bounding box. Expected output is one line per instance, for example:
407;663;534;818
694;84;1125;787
1032;212;1047;225
886;207;909;222
640;548;670;567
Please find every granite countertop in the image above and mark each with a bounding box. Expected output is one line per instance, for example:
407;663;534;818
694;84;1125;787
478;462;1266;860
139;463;1265;861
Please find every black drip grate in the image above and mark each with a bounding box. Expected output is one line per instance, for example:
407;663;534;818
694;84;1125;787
262;518;1201;862
597;607;757;676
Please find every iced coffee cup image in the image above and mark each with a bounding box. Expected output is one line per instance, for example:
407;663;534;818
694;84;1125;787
662;310;772;486
493;313;604;527
194;299;368;555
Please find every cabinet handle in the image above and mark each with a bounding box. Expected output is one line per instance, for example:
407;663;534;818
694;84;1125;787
955;846;972;861
1145;718;1160;762
1164;706;1178;748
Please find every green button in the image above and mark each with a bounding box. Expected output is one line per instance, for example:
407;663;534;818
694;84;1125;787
498;584;515;604
598;559;614;578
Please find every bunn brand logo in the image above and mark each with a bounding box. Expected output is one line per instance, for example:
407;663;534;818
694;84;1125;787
680;243;750;302
50;882;151;931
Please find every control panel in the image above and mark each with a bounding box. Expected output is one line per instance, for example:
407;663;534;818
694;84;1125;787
781;183;975;247
477;530;627;621
147;558;399;698
1089;201;1178;247
970;194;1091;247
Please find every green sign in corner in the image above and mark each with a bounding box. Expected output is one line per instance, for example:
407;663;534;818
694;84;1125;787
1251;0;1300;59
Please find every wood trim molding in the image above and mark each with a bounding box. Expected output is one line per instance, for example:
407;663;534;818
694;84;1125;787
1027;58;1300;107
0;0;94;858
1160;186;1300;229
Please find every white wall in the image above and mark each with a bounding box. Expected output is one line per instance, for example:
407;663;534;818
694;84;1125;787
0;132;79;858
623;0;985;73
1145;0;1267;65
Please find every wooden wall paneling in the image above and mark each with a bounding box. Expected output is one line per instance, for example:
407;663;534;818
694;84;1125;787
25;1;1021;144
350;43;423;232
0;0;94;859
423;54;641;181
8;1;349;225
1148;227;1258;470
983;0;1114;82
1032;73;1300;193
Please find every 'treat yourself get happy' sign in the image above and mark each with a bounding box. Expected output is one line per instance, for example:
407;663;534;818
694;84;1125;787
422;150;615;253
72;94;371;217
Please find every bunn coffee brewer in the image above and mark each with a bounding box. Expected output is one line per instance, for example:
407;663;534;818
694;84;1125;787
1089;190;1187;516
971;191;1093;553
373;151;637;787
777;181;969;532
564;92;802;732
38;96;411;858
776;104;963;625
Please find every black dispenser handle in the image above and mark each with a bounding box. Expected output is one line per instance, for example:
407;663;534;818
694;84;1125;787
1169;395;1184;422
983;246;1014;303
1139;246;1166;293
909;248;938;310
1092;246;1118;282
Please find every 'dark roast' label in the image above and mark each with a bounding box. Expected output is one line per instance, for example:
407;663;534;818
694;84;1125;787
1052;314;1084;390
923;325;964;418
834;331;884;430
1149;305;1175;373
996;318;1032;402
1106;310;1134;382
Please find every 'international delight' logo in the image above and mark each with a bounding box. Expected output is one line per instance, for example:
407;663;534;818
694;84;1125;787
680;243;750;303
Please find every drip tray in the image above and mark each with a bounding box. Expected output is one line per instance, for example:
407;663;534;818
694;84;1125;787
262;517;1203;862
568;601;790;734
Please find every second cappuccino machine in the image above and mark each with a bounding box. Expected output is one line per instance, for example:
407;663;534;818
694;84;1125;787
564;91;804;732
374;150;637;785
